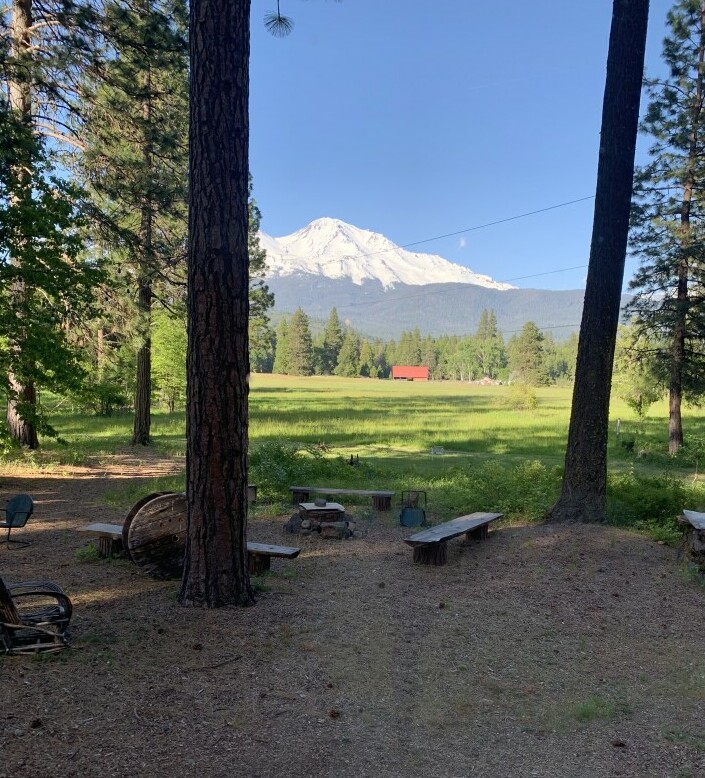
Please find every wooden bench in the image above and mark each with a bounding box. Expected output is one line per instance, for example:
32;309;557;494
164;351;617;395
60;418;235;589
77;520;300;575
247;542;301;575
290;486;395;511
77;522;124;558
404;511;503;565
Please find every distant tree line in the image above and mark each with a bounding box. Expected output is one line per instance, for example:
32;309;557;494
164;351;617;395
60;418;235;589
267;306;579;385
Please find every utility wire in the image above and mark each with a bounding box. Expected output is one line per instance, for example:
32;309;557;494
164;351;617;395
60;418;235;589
397;195;595;252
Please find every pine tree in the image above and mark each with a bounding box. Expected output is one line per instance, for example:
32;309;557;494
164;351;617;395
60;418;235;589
319;307;343;374
334;330;360;377
286;308;314;376
179;0;254;607
248;176;275;371
508;322;549;386
475;310;506;379
2;0;100;444
78;0;189;446
548;0;649;523
0;108;104;444
628;0;705;453
273;319;290;374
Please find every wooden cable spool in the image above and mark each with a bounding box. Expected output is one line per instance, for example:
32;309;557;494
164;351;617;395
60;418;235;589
124;492;187;579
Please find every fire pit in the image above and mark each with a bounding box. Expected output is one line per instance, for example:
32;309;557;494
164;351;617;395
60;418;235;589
284;500;364;539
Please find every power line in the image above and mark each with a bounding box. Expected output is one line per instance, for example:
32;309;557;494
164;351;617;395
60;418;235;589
398;195;595;252
501;264;587;284
296;194;596;269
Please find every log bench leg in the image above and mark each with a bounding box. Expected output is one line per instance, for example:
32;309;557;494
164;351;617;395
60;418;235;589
97;536;123;558
373;495;392;511
413;542;448;566
248;553;271;575
465;524;489;542
291;490;309;505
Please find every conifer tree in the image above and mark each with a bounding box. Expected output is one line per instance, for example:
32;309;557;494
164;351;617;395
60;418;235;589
273;319;290;374
548;0;649;523
475;309;505;379
628;0;705;453
1;0;100;444
508;322;549;386
0;108;104;444
248;176;275;371
78;0;189;445
319;307;343;374
286;308;314;376
334;330;360;377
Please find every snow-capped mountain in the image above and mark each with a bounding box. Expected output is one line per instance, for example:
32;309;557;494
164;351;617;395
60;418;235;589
258;217;514;290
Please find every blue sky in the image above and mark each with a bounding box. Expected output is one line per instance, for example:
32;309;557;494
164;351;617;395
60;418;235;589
250;1;673;291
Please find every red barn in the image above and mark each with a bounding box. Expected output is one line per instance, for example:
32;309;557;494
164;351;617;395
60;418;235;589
391;365;430;381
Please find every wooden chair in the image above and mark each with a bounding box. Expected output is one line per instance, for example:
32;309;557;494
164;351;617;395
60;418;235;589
0;494;34;548
0;574;72;654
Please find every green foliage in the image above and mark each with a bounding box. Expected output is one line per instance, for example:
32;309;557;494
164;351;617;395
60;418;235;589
248;177;275;370
613;325;665;419
249;440;371;500
152;307;186;412
334;330;360;377
607;469;699;541
318;307;343;374
504;383;538;410
572;694;631;722
628;0;705;442
74;543;101;562
507;322;549;386
285;308;314;376
74;379;129;417
0;108;105;437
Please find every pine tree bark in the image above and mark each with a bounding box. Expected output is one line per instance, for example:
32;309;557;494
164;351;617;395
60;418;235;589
6;0;39;449
178;0;254;607
547;0;649;523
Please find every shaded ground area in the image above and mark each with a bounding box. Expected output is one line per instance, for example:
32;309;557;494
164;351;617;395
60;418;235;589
2;454;705;778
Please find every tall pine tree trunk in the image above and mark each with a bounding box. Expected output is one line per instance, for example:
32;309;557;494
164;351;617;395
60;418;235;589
132;76;154;446
6;0;39;449
132;208;153;445
178;0;254;607
547;0;649;523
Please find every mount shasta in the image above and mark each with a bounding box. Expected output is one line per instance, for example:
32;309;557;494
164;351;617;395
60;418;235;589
260;217;589;340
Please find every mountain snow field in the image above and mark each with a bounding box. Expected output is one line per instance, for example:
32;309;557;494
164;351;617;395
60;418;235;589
258;217;515;290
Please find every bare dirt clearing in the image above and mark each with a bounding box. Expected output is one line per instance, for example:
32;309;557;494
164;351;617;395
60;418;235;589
2;453;705;778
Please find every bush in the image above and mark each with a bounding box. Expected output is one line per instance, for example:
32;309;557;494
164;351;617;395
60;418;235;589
504;383;538;410
248;441;377;501
606;470;705;542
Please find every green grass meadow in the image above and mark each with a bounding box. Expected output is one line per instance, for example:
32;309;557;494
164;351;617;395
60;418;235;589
11;374;705;539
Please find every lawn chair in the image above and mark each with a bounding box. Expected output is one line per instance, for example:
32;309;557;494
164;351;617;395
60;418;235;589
399;490;427;527
0;493;34;548
0;573;72;654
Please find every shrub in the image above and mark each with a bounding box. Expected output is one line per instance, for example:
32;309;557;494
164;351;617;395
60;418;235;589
504;383;538;410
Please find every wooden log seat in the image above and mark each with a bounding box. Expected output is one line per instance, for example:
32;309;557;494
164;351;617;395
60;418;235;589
404;512;503;566
289;486;395;511
76;522;125;558
247;542;301;575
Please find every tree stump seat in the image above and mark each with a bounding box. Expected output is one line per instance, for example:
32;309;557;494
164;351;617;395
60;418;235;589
680;510;705;569
290;486;394;511
76;522;125;558
404;512;503;566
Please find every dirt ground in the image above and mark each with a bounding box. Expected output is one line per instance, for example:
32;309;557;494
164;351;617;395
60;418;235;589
2;452;705;778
